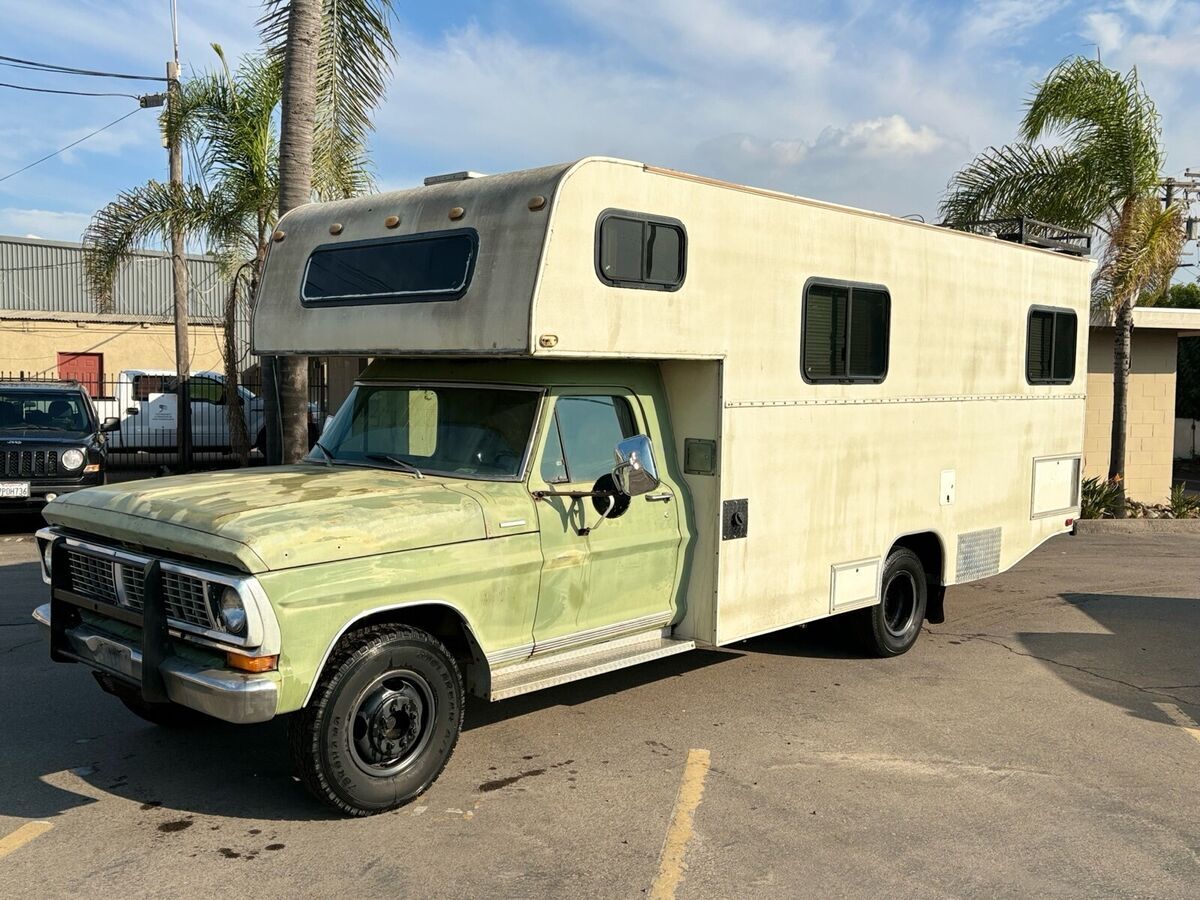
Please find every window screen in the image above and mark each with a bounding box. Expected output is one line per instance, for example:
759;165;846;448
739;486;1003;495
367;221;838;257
302;230;477;306
802;281;889;382
541;395;638;484
1027;308;1077;384
597;212;685;290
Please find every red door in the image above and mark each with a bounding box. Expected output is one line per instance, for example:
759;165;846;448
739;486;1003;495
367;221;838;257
57;352;103;397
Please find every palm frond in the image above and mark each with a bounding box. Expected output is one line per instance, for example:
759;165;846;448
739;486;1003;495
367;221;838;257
1094;197;1186;310
259;0;395;199
81;181;212;312
1021;57;1163;199
938;142;1108;229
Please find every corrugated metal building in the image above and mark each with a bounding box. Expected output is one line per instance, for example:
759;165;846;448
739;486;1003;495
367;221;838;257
0;234;246;387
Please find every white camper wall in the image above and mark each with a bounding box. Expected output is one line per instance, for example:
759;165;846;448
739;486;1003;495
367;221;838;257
534;159;1091;645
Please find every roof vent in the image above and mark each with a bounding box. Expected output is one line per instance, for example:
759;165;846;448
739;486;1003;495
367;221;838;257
423;171;487;186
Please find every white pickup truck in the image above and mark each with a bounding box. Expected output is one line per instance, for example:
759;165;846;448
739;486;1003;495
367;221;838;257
94;370;271;453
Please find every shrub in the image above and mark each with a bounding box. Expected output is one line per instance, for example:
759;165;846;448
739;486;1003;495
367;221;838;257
1168;482;1200;519
1080;476;1123;519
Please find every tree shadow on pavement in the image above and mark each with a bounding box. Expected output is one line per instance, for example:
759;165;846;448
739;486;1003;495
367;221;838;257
1013;592;1200;725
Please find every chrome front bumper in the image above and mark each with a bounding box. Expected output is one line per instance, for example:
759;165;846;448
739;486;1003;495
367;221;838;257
33;604;278;724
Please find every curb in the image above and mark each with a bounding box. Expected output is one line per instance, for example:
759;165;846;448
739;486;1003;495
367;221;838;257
1074;518;1200;534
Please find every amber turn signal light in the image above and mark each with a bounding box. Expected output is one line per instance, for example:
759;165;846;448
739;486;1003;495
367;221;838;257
227;653;278;673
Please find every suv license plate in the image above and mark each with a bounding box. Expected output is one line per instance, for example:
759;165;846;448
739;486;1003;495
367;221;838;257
0;482;31;498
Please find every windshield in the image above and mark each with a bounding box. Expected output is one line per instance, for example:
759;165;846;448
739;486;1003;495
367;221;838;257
311;384;541;479
0;390;92;433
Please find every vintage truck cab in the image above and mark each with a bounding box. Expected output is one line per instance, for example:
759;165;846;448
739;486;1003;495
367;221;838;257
35;158;1088;815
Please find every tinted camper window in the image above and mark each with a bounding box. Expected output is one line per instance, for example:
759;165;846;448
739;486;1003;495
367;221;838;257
596;211;685;290
1027;307;1077;384
802;281;889;383
301;230;477;306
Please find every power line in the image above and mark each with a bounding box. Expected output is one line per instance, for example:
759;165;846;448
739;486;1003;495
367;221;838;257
0;81;140;100
0;108;142;185
0;54;167;82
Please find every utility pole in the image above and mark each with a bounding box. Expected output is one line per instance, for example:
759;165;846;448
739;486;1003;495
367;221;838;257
167;0;192;472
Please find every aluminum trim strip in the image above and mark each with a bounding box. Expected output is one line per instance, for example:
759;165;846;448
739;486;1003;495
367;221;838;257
530;611;674;656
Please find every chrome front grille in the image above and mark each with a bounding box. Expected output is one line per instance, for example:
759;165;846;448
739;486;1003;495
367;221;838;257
120;565;145;611
64;548;214;630
2;449;59;477
163;572;212;628
67;551;118;603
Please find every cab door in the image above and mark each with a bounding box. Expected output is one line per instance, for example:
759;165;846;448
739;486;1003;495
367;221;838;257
529;389;682;651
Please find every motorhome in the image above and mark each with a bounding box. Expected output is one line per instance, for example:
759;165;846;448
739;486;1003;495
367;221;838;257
34;157;1090;816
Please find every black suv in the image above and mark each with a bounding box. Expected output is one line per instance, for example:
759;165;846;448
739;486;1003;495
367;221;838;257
0;382;119;508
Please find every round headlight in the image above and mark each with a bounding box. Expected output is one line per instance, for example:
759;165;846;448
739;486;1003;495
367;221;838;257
42;543;53;575
216;586;247;636
61;449;85;470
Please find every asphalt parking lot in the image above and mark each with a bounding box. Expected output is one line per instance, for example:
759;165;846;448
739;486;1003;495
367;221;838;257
1;518;1198;899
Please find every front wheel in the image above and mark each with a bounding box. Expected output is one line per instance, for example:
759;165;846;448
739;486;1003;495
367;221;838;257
856;548;928;657
289;625;464;817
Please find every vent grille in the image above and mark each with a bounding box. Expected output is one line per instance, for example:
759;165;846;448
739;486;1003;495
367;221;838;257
956;527;1002;582
2;449;59;477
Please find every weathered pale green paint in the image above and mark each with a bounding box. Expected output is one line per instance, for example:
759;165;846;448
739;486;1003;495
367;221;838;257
44;358;696;714
262;531;545;710
528;386;682;643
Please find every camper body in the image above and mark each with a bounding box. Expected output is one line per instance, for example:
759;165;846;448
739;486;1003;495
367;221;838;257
34;158;1089;815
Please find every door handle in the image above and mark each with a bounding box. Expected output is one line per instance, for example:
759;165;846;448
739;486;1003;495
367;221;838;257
646;492;673;503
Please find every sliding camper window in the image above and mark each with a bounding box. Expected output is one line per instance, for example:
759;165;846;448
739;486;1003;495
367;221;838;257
1026;306;1077;384
801;280;890;383
595;210;686;291
300;229;478;306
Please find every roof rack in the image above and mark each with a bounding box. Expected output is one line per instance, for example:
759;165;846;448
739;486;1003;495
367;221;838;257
942;216;1091;257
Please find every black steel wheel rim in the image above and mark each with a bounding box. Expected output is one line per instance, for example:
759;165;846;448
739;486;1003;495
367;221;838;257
348;669;437;778
882;571;918;637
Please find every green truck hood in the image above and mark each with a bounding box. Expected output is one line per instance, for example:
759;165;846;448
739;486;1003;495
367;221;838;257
43;465;531;572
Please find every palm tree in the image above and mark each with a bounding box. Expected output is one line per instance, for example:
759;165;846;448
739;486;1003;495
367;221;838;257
82;46;372;465
259;0;397;463
940;57;1185;515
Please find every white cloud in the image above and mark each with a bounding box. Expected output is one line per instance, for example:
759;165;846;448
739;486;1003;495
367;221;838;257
0;208;92;242
815;116;947;159
560;0;833;76
1120;0;1178;28
1083;11;1127;52
958;0;1069;45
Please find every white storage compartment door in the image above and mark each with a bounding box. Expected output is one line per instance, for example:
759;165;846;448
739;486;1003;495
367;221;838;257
1031;455;1081;518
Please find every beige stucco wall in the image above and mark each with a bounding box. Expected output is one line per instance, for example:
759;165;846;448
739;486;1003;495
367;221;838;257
0;316;226;388
1085;327;1178;503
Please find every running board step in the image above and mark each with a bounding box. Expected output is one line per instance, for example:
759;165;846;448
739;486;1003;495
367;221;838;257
488;631;695;701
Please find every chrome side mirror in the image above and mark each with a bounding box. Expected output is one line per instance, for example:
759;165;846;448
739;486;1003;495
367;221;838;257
612;434;660;497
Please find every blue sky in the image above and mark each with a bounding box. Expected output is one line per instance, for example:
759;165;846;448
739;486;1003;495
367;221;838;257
0;0;1197;244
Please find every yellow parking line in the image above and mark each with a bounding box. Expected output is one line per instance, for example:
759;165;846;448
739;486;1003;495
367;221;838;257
0;821;53;860
649;749;711;900
1156;703;1200;745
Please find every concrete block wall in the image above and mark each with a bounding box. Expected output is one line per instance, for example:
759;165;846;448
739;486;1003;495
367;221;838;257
1084;328;1178;503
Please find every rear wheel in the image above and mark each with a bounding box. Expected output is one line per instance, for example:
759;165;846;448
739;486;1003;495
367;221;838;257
289;625;464;817
857;547;928;657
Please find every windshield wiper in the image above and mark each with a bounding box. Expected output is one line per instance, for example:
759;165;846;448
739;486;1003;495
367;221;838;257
364;453;424;479
312;440;335;467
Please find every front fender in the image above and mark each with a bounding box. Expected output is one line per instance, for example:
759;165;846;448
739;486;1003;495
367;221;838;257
259;533;542;712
